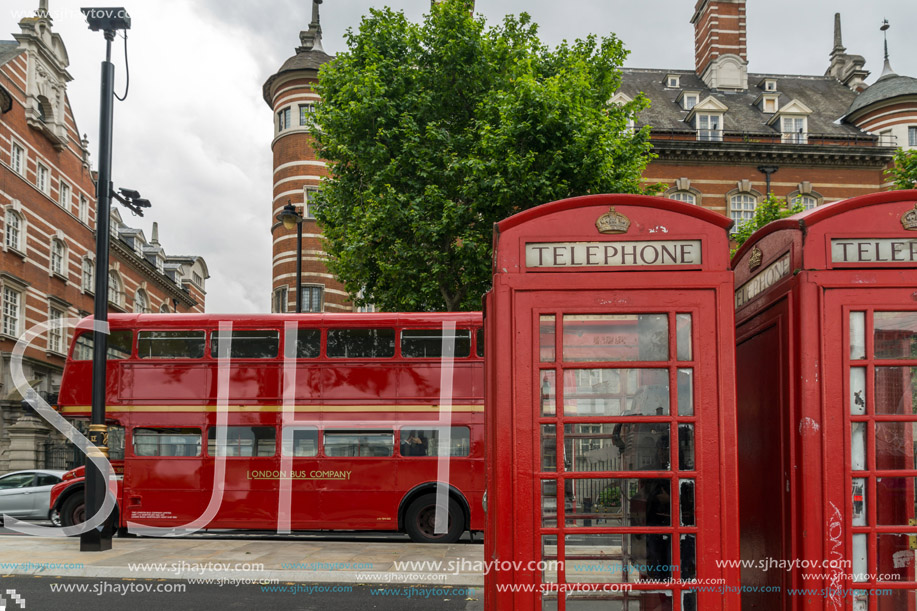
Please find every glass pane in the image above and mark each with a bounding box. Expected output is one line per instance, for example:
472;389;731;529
323;431;393;457
850;311;866;360
542;480;557;527
562;591;672;610
876;422;917;470
852;422;866;471
851;367;866;415
476;328;484;357
875;367;917;415
565;533;672;583
281;427;318;457
683;591;698;611
876;477;917;526
680;479;696;526
676;314;692;361
211;330;279;359
678;369;694;416
138;330;205;359
542;535;558;583
326;328;395;358
852;533;868;582
563;368;669;416
401;329;471;358
540;315;555;362
208;426;276;457
681;534;697;580
73;330;133;360
564;478;669;528
679;424;695;470
398;427;470;457
541;370;556;416
133;428;201;457
284;328;320;359
878;591;916;611
565;423;669;472
877;534;917;582
541;424;557;471
852;478;867;526
874;312;917;359
563;314;668;362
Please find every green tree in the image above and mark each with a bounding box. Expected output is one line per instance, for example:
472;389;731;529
885;149;917;190
313;0;656;311
730;195;805;255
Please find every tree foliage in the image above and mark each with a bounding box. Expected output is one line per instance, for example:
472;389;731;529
886;149;917;190
730;194;805;255
313;0;656;311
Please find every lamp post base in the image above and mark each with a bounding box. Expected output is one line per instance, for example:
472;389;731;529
79;526;113;552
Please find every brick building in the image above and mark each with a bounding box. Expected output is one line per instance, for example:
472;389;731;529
0;5;209;471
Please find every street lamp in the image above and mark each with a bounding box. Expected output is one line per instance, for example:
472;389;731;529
276;201;304;313
80;5;131;552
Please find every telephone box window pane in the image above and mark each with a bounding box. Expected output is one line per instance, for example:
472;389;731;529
540;370;556;416
877;534;917;582
875;367;917;415
542;535;558;584
851;367;867;415
680;479;695;526
541;425;557;471
679;424;695;470
208;427;276;457
562;592;672;610
852;422;867;471
542;479;557;527
284;328;321;359
678;369;694;416
850;312;866;359
281;427;318;457
401;328;471;358
565;478;669;528
874;312;917;359
563;314;668;362
852;533;868;582
682;591;698;611
324;431;393;457
876;477;917;526
566;423;669;472
878;591;916;611
676;314;692;361
210;330;279;359
681;534;697;580
540;315;555;362
563;368;668;416
564;534;672;583
852;478;867;526
138;330;205;359
876;422;917;470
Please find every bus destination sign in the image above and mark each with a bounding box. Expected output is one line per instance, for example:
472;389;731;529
525;240;702;269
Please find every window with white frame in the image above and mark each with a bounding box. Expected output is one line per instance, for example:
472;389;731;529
11;142;24;176
48;306;64;354
79;195;89;224
304;186;318;219
797;195;817;211
2;286;22;337
59;181;70;208
667;75;680;88
730;193;757;227
696;113;722;141
82;257;94;292
133;289;149;313
37;164;49;193
765;79;777;91
108;271;122;306
50;239;65;276
5;209;22;252
781;116;806;144
909;126;917;148
669;191;697;205
192;272;203;287
300;285;323;313
683;94;698;111
299;103;315;127
272;286;288;313
278;107;291;131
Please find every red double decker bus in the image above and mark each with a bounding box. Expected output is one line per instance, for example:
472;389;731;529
51;312;484;543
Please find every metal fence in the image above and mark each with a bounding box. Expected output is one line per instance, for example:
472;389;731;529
43;441;83;471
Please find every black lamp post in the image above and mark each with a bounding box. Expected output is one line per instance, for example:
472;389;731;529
276;202;304;313
80;6;131;552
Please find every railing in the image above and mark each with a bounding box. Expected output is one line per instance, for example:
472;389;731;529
43;441;83;470
650;129;897;148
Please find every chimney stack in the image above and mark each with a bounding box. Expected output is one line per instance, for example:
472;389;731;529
691;0;748;90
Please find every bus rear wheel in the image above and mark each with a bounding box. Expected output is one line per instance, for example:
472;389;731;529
405;493;464;543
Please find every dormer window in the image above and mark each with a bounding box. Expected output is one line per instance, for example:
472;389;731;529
696;113;723;141
677;90;701;111
767;99;812;145
665;74;680;88
759;94;779;114
764;79;777;91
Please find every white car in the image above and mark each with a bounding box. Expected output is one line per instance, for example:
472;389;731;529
0;469;66;524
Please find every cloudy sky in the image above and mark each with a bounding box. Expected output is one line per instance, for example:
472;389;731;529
3;0;915;312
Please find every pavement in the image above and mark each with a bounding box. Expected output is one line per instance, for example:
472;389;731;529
0;531;485;586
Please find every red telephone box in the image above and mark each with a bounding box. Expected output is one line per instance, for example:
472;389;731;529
733;190;917;611
485;194;741;611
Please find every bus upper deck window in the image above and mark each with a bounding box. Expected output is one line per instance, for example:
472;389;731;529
476;328;484;357
283;328;321;359
211;330;279;359
327;328;395;358
138;330;205;359
402;329;471;358
72;330;133;360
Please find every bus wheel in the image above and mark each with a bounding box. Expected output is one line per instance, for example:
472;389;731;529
60;493;85;527
405;493;464;543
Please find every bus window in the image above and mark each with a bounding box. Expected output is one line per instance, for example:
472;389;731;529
133;428;201;457
400;427;471;457
327;328;395;358
281;427;318;457
138;330;205;359
283;328;321;359
324;430;393;457
208;426;276;457
476;328;484;358
108;424;125;460
211;330;279;359
401;329;471;358
72;330;133;360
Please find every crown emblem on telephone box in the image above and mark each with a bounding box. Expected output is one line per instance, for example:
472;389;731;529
901;204;917;231
596;207;631;234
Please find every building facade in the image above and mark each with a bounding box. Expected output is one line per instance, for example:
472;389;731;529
0;5;209;471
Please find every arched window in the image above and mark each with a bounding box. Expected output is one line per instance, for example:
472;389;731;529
729;193;757;227
797;195;817;211
159;303;170;313
50;239;66;276
5;209;22;252
133;289;150;314
108;271;123;306
669;191;696;205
